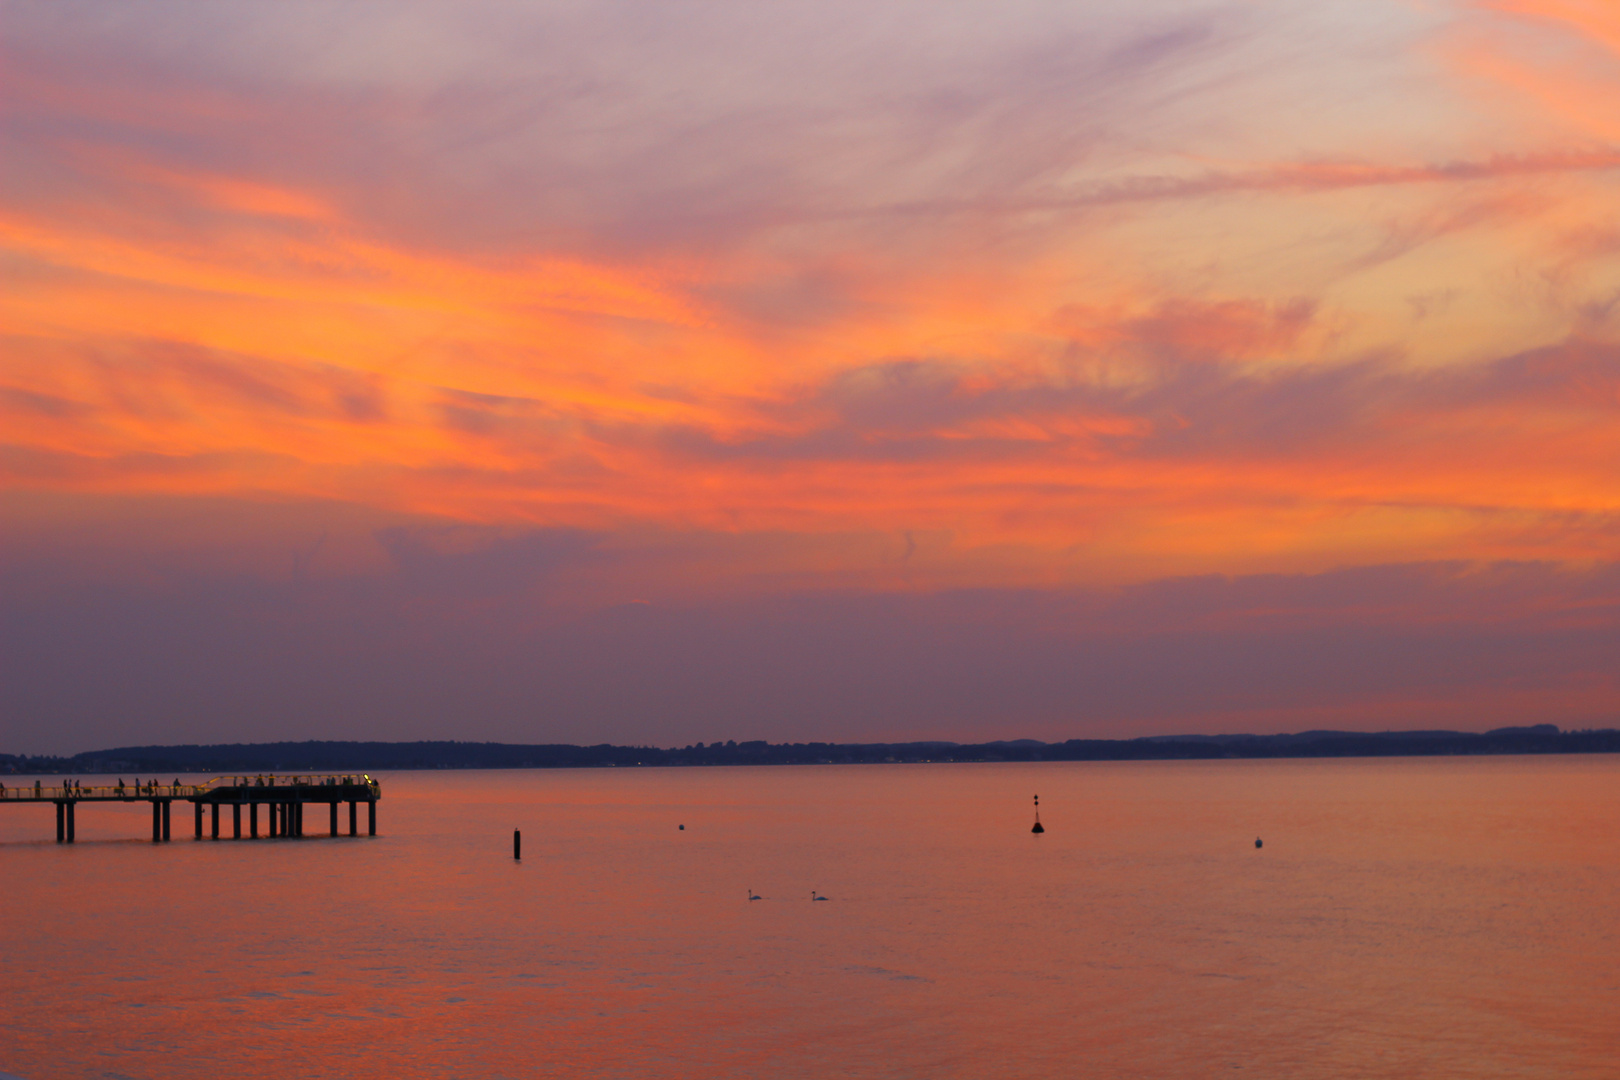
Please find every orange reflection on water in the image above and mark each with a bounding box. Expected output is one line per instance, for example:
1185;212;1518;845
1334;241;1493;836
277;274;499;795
3;758;1618;1077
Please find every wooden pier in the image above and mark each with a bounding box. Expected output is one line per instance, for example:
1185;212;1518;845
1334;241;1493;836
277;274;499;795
0;775;380;843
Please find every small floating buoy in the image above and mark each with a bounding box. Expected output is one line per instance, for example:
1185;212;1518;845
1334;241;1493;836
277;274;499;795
1255;837;1263;849
678;824;685;831
1031;793;1045;834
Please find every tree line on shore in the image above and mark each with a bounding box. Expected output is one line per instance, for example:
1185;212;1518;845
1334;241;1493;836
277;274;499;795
4;724;1618;774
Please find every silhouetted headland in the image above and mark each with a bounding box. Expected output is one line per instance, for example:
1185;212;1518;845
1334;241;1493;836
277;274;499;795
5;725;1617;775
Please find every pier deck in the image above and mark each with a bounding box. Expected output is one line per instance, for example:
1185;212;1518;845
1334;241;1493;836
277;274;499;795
0;774;381;843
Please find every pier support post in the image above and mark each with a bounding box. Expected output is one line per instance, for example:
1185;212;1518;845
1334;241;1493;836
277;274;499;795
233;802;241;839
250;802;259;838
368;800;376;836
56;801;64;843
296;801;304;837
152;800;161;843
329;800;338;837
211;803;220;839
66;801;75;843
271;802;280;838
349;800;357;836
194;802;203;839
161;800;170;842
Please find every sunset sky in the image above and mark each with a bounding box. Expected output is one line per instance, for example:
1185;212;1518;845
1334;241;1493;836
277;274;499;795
4;0;1619;754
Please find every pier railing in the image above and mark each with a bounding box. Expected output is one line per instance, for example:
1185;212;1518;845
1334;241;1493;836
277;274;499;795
0;774;379;801
0;783;199;800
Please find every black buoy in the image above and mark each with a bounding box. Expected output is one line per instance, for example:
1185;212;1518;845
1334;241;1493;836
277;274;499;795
678;824;685;831
514;829;522;859
1255;837;1262;849
1031;794;1045;834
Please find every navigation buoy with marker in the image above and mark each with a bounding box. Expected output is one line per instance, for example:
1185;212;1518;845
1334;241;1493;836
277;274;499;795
1031;794;1045;834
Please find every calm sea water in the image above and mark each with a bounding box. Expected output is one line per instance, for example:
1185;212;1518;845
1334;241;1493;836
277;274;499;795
1;758;1617;1079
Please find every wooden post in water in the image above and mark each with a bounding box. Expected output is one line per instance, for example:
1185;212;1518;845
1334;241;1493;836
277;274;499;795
368;800;376;836
250;802;259;839
233;802;241;839
514;829;521;860
211;803;220;839
194;802;203;839
348;800;357;836
67;801;75;843
151;800;161;843
161;800;170;842
56;801;65;843
329;801;338;837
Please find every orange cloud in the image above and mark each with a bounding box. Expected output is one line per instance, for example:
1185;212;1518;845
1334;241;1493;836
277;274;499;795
4;0;1620;599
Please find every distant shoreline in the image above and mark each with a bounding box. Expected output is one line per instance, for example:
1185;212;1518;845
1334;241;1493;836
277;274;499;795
5;725;1619;775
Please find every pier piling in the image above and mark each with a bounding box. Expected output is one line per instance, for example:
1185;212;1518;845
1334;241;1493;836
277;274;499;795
349;800;357;836
151;800;161;843
67;801;75;842
329;801;338;837
211;802;220;839
250;802;259;839
161;800;170;841
514;829;521;860
233;802;241;839
195;802;203;839
56;801;65;844
368;801;376;836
